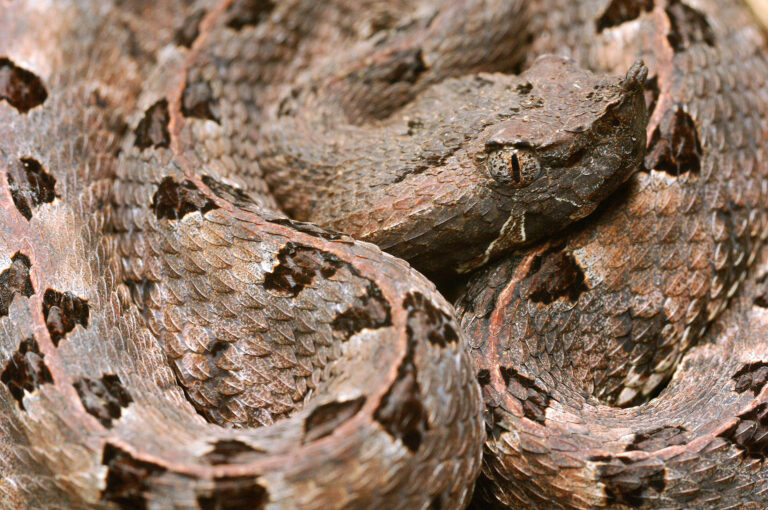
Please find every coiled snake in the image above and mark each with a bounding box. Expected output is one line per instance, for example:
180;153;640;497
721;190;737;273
0;0;766;509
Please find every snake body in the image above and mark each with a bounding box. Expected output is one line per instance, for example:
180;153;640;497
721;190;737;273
0;2;484;508
458;0;768;508
0;0;768;509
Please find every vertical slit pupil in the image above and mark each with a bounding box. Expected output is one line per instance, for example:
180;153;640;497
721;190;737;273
509;152;521;183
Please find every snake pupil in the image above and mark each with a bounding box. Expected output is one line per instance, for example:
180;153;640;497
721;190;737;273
510;152;521;183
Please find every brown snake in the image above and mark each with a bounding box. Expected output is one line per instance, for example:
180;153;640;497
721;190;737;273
1;0;768;509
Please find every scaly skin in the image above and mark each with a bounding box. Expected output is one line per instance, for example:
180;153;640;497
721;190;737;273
256;3;647;274
457;0;768;508
0;1;483;508
1;0;767;509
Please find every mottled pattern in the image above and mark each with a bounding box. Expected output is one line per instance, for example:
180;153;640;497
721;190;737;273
0;1;482;508
258;38;648;274
457;0;768;508
0;0;767;509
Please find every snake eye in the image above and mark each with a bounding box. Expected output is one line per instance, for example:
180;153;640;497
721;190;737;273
485;147;541;187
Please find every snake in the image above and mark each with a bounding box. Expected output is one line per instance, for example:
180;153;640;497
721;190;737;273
0;0;766;509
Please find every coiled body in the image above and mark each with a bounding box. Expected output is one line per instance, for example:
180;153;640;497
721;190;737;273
0;0;767;509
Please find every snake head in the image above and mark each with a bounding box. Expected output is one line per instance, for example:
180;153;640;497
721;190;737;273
455;56;648;272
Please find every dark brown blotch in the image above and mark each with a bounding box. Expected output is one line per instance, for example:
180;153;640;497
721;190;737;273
403;291;458;347
733;362;768;395
589;455;667;506
665;0;715;52
265;241;391;335
476;369;491;386
0;58;47;113
101;443;167;510
226;0;276;30
174;9;207;48
134;99;170;150
1;337;53;410
626;425;688;452
303;396;366;443
203;440;262;465
263;243;343;297
645;107;702;176
331;282;391;340
151;177;218;220
500;366;550;424
197;477;268;510
201;175;255;210
596;0;654;33
42;289;88;346
74;374;133;428
208;341;229;357
0;253;34;317
181;80;219;123
717;403;768;460
525;247;587;305
405;118;424;136
7;157;57;220
373;341;429;452
514;82;533;95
